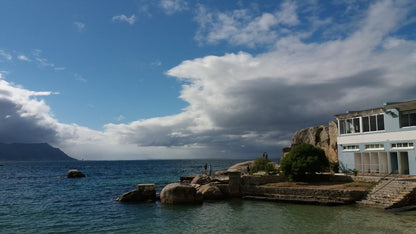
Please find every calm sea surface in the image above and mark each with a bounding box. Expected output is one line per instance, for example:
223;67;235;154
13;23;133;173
1;160;416;233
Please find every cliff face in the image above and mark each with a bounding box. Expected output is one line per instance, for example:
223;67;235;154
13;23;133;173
0;143;76;161
284;121;338;163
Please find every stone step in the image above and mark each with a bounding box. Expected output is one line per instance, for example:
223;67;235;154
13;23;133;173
358;180;416;209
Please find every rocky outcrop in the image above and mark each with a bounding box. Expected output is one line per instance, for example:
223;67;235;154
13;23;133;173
191;174;211;185
284;121;338;162
160;183;203;204
67;169;85;178
117;184;156;202
227;161;253;174
198;183;224;200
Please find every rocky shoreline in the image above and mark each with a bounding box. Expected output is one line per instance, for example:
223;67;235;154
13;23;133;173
116;161;372;206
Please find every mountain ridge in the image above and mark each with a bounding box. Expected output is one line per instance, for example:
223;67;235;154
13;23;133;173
0;143;76;161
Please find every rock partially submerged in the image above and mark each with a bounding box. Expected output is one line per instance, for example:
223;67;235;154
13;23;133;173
67;169;85;178
198;183;224;200
160;183;203;204
117;184;156;202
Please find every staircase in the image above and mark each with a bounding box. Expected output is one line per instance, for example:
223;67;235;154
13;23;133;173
358;178;416;209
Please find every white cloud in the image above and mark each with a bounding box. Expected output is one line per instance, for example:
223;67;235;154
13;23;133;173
0;50;12;61
17;55;30;62
151;60;162;67
74;21;86;32
159;0;189;15
194;1;300;47
115;115;125;122
54;67;66;71
74;73;87;82
112;14;136;25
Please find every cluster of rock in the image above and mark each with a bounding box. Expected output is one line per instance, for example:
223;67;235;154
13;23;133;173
118;173;240;204
160;175;228;204
282;121;338;162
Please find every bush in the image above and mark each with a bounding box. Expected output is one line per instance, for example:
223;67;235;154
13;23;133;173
250;157;275;174
330;162;339;173
280;143;329;181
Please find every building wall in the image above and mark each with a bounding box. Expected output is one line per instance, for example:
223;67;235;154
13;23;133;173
337;107;416;175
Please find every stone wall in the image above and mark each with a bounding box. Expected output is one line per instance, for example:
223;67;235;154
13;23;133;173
241;175;286;186
282;121;338;163
242;186;367;205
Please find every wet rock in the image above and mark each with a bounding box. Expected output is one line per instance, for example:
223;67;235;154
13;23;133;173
160;183;203;204
198;183;224;200
117;184;156;202
67;169;85;178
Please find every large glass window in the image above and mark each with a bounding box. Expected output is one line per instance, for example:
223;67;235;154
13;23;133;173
362;114;384;132
370;115;377;131
353;118;360;133
340;120;345;134
363;116;369;132
340;118;360;134
400;111;416;127
377;114;384;130
339;114;384;135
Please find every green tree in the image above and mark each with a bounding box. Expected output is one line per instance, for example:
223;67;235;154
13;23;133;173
280;143;329;181
250;157;275;174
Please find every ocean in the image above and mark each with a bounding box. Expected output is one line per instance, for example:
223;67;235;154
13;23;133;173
1;160;416;233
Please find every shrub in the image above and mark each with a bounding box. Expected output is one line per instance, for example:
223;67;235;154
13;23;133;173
250;157;275;174
280;143;329;181
330;162;340;173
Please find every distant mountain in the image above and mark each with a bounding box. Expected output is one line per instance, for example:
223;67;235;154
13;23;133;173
0;143;76;161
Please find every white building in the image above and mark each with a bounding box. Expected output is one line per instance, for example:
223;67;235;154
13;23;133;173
335;100;416;175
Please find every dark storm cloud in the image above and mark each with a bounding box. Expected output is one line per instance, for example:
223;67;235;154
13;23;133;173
0;99;58;144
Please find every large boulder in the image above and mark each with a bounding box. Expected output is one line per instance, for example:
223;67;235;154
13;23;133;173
227;161;253;174
198;183;224;200
191;174;211;185
117;184;156;202
67;169;85;178
160;183;203;204
284;121;338;163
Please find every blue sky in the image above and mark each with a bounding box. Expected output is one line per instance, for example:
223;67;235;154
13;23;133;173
0;0;415;160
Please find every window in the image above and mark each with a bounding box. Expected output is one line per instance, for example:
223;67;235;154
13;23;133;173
400;110;416;127
370;116;377;131
391;142;414;149
363;116;369;132
362;114;384;132
365;144;384;150
377;114;384;130
340;117;360;134
339;114;383;135
353;118;360;133
343;145;359;151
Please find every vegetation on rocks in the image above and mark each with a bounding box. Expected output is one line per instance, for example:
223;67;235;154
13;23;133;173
280;143;329;181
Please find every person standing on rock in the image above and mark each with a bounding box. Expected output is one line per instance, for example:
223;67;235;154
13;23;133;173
204;163;207;175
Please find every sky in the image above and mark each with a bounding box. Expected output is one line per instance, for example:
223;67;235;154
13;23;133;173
0;0;415;160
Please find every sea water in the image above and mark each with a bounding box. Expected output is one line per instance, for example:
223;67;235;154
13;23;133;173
1;160;416;233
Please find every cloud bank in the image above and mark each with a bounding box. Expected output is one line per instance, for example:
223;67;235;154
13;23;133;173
0;0;415;160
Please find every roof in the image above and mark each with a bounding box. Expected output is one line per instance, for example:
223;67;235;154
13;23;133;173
334;100;416;119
